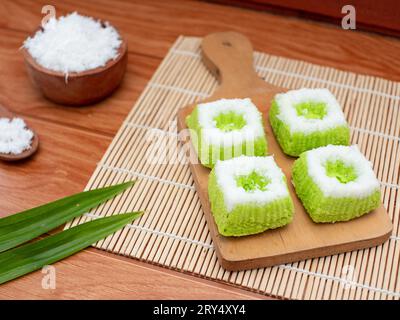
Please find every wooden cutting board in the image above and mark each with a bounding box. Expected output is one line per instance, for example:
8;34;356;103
176;31;393;271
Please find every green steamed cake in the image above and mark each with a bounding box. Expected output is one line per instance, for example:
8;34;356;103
292;145;381;223
208;155;294;236
269;88;350;156
186;98;268;168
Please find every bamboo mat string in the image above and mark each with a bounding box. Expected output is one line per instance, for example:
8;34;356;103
65;36;400;300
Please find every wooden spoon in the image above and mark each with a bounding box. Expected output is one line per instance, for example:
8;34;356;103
0;104;39;161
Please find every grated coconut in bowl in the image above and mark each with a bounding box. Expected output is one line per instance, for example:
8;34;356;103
23;12;122;75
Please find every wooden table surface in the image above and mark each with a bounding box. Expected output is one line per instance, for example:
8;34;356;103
0;0;399;300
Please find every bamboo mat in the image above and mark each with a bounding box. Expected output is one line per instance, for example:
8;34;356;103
65;36;400;300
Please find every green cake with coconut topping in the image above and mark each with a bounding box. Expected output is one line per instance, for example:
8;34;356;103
186;98;268;168
269;88;350;156
208;155;294;236
292;145;381;223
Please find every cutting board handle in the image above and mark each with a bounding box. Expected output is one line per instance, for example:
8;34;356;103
201;31;265;94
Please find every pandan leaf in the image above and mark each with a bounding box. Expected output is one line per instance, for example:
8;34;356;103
0;181;134;253
0;211;142;284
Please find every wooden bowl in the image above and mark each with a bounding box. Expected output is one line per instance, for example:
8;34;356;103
21;26;128;106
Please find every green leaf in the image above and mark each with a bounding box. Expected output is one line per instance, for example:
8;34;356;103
0;181;134;253
0;211;142;284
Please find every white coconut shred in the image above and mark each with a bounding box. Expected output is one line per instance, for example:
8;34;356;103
306;145;380;198
23;12;122;75
0;118;34;155
197;98;265;146
215;155;289;211
275;88;348;134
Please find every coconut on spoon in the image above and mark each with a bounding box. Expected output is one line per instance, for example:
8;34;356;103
0;104;39;161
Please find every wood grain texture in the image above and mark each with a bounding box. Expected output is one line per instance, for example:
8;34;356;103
1;0;400;81
210;0;400;37
177;32;393;271
1;0;400;133
0;0;398;299
0;117;110;216
0;248;263;300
